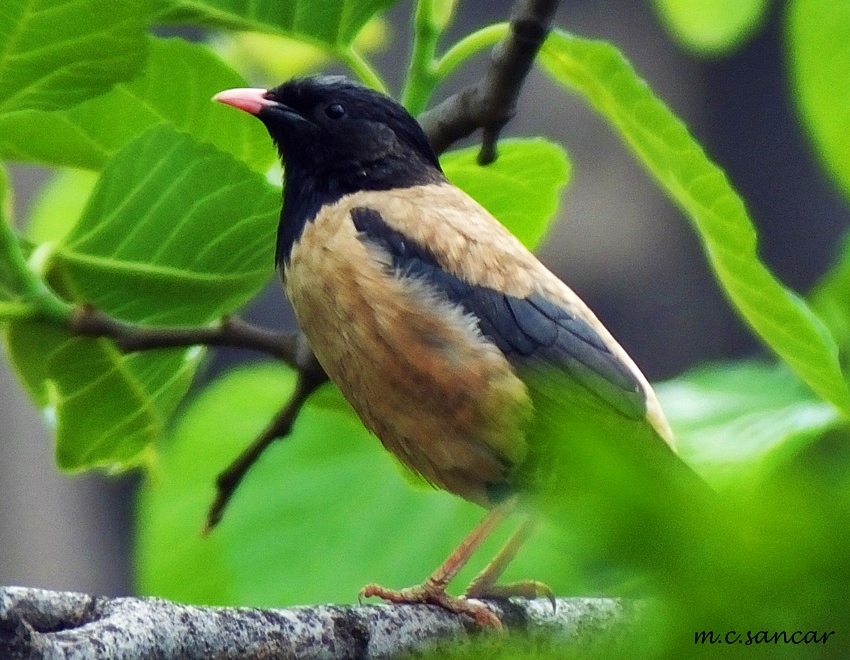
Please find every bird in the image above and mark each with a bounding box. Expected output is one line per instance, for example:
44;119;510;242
213;75;702;628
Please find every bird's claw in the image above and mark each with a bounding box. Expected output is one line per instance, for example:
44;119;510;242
359;582;503;629
464;579;557;613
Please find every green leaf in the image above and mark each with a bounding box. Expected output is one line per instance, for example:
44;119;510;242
136;363;583;606
810;232;850;353
540;30;850;416
0;37;274;172
0;300;33;316
4;317;200;470
212;17;389;88
788;0;850;201
136;363;473;605
656;361;843;491
652;0;770;55
160;0;399;48
441;138;571;251
0;0;149;114
5;125;280;469
58;125;278;307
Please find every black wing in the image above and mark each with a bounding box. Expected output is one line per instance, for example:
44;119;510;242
352;206;646;419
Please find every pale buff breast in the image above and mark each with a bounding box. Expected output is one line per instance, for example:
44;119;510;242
283;190;531;506
330;184;675;450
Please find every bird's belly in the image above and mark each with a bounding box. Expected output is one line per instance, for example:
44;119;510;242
285;220;529;506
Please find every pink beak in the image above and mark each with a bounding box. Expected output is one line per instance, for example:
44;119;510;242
213;88;277;115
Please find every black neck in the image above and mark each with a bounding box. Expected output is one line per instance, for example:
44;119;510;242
275;154;445;268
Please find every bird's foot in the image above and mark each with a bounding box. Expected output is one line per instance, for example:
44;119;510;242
359;580;503;629
464;579;557;612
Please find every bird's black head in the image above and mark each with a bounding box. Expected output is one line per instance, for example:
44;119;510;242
215;76;445;265
262;76;441;177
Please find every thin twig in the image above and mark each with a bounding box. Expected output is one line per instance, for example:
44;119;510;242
71;304;302;367
419;0;560;162
204;344;327;534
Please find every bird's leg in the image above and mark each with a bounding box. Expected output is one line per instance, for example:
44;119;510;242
359;497;516;628
463;516;555;609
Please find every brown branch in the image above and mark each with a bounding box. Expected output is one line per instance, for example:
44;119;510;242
419;0;560;163
71;304;302;367
204;344;327;534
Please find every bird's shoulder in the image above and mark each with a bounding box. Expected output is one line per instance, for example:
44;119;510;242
320;182;545;295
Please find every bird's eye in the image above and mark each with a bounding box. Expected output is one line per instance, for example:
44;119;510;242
324;103;346;119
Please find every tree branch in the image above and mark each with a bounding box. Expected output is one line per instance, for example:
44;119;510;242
0;587;638;659
419;0;560;162
71;304;305;368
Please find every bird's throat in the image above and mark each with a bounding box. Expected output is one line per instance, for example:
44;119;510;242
275;157;446;268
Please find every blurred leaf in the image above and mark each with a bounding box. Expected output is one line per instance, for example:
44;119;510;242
540;30;850;416
656;361;843;491
5;126;279;470
520;360;850;657
25;169;99;244
652;0;770;55
160;0;398;48
213;32;334;86
0;300;33;316
0;0;149;113
213;17;389;88
810;233;850;352
136;363;584;606
136;363;477;605
441;139;571;251
788;0;850;202
0;37;274;172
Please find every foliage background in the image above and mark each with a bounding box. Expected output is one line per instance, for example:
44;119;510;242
1;0;849;655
